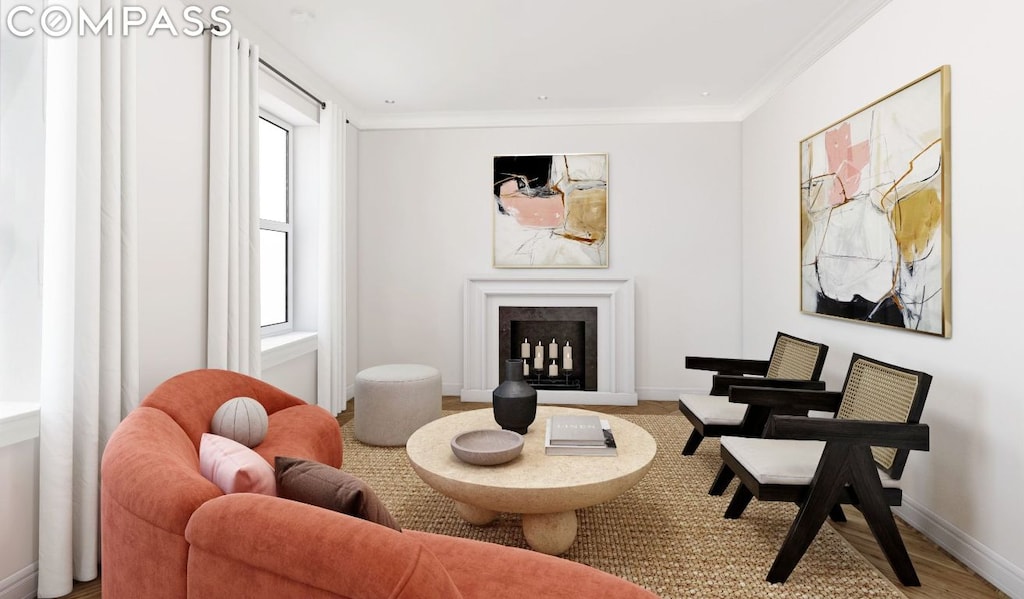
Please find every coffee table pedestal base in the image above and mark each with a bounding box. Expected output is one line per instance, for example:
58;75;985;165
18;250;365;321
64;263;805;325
522;511;578;555
455;501;499;525
455;501;578;555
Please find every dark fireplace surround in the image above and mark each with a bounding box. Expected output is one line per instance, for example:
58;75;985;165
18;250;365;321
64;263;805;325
498;306;597;391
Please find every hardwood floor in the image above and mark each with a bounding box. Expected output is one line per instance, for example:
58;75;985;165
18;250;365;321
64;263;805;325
64;398;1005;598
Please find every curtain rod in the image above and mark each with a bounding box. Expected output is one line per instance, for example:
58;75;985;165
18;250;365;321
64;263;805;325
258;58;326;110
205;24;326;110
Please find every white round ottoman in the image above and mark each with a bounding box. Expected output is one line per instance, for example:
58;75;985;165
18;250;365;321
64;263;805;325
354;364;442;446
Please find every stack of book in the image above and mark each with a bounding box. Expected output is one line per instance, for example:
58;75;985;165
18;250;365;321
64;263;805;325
544;414;617;456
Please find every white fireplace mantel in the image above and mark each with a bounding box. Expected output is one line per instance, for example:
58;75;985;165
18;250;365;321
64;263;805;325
461;276;636;405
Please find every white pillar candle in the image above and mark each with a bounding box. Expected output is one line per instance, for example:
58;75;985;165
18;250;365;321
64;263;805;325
523;360;529;376
563;342;573;370
520;338;530;358
548;360;558;377
534;342;544;370
549;338;558;359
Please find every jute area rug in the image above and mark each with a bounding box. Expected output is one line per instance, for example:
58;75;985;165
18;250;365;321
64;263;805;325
340;413;904;599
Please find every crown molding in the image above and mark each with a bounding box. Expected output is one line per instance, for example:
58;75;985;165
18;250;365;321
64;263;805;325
348;104;744;131
733;0;892;119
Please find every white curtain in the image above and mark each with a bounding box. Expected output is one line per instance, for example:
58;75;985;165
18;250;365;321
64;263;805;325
208;32;260;375
0;0;45;399
317;102;347;414
34;0;139;595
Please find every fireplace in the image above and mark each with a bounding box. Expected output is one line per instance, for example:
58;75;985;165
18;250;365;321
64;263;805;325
498;306;597;391
461;276;636;406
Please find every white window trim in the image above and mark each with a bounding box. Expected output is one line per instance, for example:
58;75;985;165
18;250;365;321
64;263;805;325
256;71;331;397
259;111;294;336
261;331;318;369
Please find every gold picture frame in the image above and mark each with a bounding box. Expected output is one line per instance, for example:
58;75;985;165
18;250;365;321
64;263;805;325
800;66;951;337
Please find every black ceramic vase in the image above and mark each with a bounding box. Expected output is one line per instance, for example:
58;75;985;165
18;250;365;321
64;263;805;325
492;359;538;434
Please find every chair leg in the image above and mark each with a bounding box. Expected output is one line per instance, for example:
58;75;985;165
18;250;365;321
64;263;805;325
767;445;849;584
724;484;753;519
708;463;734;496
849;453;920;585
829;504;847;523
681;429;703;456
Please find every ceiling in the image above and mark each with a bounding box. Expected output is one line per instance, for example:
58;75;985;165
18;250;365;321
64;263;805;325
224;0;890;129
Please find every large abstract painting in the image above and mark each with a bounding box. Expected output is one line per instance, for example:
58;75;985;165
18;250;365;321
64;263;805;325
493;153;608;268
800;66;951;337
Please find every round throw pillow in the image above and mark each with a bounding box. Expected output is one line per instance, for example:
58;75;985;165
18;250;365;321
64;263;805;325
211;396;269;448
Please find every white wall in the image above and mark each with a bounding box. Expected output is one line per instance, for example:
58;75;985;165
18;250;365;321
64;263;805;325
740;0;1024;594
358;123;743;397
0;438;38;597
262;353;317;403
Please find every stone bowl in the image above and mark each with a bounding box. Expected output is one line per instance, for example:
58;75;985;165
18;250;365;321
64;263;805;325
450;429;524;466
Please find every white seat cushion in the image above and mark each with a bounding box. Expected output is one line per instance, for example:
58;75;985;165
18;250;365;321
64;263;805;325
356;363;440;383
679;393;747;426
721;436;901;488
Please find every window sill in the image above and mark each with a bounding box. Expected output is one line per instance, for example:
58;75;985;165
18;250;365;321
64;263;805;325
262;331;317;369
0;402;40;449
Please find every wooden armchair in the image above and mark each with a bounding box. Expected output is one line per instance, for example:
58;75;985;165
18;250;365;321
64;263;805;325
719;354;932;585
679;332;829;494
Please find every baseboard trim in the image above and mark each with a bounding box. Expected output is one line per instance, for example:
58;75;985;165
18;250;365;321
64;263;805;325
451;386;704;403
0;563;37;599
459;388;637;406
895;497;1023;597
636;387;705;401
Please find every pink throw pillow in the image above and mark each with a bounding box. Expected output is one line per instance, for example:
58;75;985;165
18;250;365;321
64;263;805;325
199;433;276;496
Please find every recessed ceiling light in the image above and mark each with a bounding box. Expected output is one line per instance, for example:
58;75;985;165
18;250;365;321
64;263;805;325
384;99;396;104
290;9;315;23
700;91;711;97
537;95;549;101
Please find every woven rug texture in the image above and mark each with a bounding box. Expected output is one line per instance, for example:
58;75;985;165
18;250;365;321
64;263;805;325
340;412;903;599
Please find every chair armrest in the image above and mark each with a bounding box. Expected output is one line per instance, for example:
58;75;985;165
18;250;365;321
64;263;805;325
729;387;843;412
685;356;769;376
766;416;929;451
710;375;825;396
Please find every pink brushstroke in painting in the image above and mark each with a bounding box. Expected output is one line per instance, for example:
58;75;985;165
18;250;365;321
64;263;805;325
824;122;870;206
498;179;564;228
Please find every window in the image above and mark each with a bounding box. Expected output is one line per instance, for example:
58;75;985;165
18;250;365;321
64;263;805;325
258;114;292;333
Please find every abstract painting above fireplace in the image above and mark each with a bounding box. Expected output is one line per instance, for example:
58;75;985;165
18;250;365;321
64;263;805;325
492;153;609;268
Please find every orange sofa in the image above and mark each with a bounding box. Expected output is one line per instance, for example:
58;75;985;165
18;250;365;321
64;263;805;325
101;369;659;599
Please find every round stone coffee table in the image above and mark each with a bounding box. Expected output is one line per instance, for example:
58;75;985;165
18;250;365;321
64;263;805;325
406;406;657;555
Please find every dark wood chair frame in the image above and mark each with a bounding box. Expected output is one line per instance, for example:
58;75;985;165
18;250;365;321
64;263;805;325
720;354;932;586
679;332;829;495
